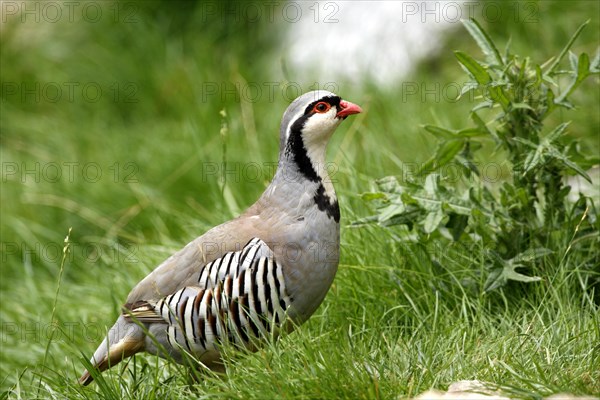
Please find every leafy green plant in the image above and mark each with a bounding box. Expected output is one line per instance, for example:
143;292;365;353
359;19;599;292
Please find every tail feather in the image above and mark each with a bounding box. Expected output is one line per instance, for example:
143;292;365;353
79;315;145;386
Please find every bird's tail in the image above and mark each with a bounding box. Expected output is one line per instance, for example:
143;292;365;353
78;315;145;385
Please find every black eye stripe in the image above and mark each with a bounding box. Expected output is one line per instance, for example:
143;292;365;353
303;95;341;115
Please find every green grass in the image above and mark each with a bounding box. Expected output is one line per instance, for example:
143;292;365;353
1;1;599;399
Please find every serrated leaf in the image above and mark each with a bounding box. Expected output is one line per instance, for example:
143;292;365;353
472;100;494;112
384;207;423;228
535;64;543;84
576;52;590;82
400;191;419;206
487;250;507;266
376;176;400;192
377;203;406;223
512;137;538;149
484;267;505;292
435;140;464;167
511;248;553;263
547;147;593;183
461;18;504;67
522;147;544;175
455;51;491;84
459;81;479;98
503;265;543;283
545;122;570;143
487;85;510;110
568;50;579;71
518;57;529;80
541;73;559;87
410;194;441;213
456;128;487;137
422;207;445;234
443;199;472;216
418;140;464;175
484;262;542;292
424;173;440;195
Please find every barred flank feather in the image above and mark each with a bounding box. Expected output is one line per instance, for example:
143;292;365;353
125;238;293;356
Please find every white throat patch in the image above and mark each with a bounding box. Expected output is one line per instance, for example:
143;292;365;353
300;109;341;202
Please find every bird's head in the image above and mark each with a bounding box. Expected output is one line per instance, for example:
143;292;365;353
278;91;362;182
280;90;362;150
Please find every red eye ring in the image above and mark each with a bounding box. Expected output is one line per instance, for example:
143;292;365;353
313;102;331;113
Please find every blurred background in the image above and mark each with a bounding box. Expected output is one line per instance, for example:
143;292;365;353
1;0;598;394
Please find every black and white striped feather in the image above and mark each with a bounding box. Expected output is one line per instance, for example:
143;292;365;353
124;238;293;355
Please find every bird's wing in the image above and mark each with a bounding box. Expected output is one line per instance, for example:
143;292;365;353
124;218;261;304
123;237;293;352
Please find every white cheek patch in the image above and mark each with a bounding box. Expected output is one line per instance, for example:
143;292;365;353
301;108;341;142
300;109;341;202
285;107;340;148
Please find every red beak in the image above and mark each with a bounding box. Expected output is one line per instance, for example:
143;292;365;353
336;100;362;118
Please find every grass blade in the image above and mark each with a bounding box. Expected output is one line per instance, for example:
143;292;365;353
423;125;457;139
544;20;589;74
36;228;72;397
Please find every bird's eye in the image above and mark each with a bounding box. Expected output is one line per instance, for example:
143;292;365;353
313;102;330;113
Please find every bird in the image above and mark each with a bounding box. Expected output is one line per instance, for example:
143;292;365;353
78;90;362;385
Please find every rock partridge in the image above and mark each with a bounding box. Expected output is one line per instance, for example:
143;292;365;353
79;90;362;385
